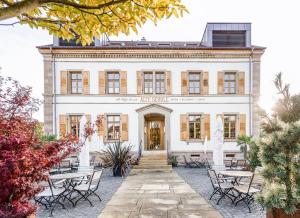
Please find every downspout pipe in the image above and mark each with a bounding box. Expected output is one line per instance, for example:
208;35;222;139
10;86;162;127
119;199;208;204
50;47;57;136
249;48;254;136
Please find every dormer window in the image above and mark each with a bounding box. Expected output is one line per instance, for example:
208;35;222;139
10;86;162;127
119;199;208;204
212;30;246;47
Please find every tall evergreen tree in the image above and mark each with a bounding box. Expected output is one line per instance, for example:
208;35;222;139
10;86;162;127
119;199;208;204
257;73;300;214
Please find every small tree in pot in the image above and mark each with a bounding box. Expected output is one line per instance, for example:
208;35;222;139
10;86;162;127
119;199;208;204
101;141;133;177
237;135;261;171
257;73;300;217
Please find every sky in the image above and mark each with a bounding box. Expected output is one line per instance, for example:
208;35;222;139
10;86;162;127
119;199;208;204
1;0;300;121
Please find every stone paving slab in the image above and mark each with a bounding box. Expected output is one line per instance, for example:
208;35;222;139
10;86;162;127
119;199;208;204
98;170;223;218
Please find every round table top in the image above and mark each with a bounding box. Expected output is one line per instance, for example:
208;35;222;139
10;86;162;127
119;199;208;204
219;170;253;178
50;172;91;180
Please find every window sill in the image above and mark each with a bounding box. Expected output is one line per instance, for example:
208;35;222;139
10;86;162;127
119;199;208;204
224;139;237;142
105;139;121;144
187;139;204;143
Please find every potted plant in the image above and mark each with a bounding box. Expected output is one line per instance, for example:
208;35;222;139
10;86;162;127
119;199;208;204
101;141;133;177
237;135;261;171
168;154;178;167
0;77;92;218
257;73;300;217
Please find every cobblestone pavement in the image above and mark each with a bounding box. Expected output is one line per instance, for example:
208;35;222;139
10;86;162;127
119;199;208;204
98;170;223;218
174;167;266;218
36;168;124;218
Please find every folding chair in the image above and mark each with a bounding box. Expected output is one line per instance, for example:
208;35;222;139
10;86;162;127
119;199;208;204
73;169;103;206
207;169;235;205
224;160;232;170
233;174;260;213
183;155;198;168
35;179;67;216
59;160;72;173
236;160;246;171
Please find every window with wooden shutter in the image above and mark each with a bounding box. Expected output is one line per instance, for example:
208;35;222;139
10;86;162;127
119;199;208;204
136;71;143;94
181;71;188;95
82;71;90;94
189;114;201;139
188;72;201;94
238;71;245;94
203;114;210;140
202;71;209;95
120;71;127;94
239;114;246;136
224;114;237;140
59;115;67;137
217;71;224;94
121;114;128;141
98;71;106;94
180;114;188;141
165;71;172;94
60;71;68;94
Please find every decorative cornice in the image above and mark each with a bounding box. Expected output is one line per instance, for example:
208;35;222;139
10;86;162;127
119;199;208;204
38;48;265;60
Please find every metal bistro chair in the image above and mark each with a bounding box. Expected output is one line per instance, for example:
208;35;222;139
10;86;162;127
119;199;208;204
183;155;198;168
73;169;103;206
35;179;67;216
233;173;260;213
59;160;72;174
224;160;233;170
207;169;235;205
236;160;246;171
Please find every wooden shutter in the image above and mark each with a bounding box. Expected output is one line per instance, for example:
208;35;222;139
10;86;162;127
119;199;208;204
86;114;92;142
98;71;106;94
165;71;172;94
136;71;143;94
180;114;188;141
121;114;128;141
60;71;68;94
201;71;209;95
82;71;90;94
239;114;246;136
59;114;67;138
217;71;224;94
98;114;106;143
120;71;127;94
181;71;188;95
202;114;210;140
238;71;245;95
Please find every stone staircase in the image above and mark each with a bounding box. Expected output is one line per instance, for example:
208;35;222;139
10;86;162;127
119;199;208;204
132;151;172;173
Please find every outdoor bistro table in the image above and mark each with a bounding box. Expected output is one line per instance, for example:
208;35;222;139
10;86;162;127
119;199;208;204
50;172;91;180
219;170;253;185
50;172;93;206
219;170;253;178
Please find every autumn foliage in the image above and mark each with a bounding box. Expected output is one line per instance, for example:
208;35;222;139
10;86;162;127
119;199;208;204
0;77;91;218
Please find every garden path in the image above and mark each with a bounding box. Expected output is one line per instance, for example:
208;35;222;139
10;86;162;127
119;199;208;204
98;169;222;218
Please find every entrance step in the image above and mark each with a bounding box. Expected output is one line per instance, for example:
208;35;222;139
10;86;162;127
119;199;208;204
134;164;172;170
139;160;168;165
133;151;171;172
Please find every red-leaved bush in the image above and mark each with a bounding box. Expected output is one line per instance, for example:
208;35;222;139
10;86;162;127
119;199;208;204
0;77;92;218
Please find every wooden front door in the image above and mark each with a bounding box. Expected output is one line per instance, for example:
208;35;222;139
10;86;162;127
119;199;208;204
145;116;165;150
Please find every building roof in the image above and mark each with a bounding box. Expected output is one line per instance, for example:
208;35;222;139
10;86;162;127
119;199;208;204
37;41;265;50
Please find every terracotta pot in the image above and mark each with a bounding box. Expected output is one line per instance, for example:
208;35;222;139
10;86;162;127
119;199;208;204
27;213;36;218
266;208;300;218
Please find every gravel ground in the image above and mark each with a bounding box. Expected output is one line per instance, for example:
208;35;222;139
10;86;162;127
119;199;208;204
174;167;266;218
36;168;124;218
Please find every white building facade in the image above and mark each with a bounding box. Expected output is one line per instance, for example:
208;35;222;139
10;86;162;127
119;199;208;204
39;23;265;161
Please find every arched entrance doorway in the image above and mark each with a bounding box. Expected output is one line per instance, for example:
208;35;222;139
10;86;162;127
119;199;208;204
136;104;172;152
144;114;165;150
